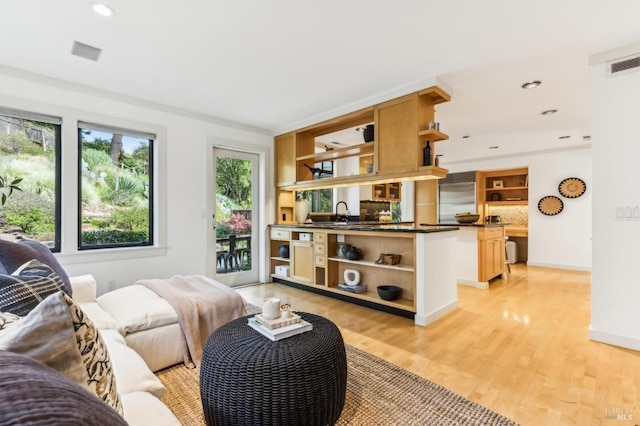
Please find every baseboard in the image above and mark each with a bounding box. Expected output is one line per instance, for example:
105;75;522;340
526;261;592;272
589;326;640;351
457;279;489;289
415;300;458;326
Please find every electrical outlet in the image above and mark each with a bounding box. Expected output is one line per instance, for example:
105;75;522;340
337;234;345;243
108;280;116;291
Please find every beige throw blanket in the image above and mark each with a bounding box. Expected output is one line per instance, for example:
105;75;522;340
137;275;246;368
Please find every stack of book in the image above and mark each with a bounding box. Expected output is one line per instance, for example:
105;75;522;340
247;316;313;341
337;283;367;293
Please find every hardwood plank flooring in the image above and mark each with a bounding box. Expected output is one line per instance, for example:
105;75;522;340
235;264;640;425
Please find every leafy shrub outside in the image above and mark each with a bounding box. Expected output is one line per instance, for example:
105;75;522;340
220;213;251;234
216;223;232;239
81;229;148;245
111;207;149;232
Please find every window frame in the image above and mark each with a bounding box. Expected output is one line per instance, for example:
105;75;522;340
0;107;62;252
76;123;155;251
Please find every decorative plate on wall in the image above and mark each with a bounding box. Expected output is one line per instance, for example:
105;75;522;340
538;195;564;216
558;177;586;198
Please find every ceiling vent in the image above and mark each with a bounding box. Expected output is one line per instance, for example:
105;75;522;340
71;41;102;62
607;54;640;77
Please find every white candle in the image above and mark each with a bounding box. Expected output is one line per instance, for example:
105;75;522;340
262;297;281;320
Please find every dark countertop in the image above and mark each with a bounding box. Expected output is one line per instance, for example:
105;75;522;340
420;222;511;228
270;223;458;234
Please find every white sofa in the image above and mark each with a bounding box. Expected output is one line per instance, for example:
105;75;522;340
71;275;181;426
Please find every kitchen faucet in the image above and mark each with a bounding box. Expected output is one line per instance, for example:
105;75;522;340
335;201;350;223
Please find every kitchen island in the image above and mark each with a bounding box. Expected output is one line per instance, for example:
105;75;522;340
421;223;508;289
269;223;458;326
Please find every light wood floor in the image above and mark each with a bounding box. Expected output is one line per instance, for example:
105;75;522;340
236;264;639;425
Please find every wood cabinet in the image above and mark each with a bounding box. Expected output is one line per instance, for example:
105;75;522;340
371;182;401;201
291;240;314;284
269;226;416;314
478;226;505;282
274;133;296;187
478;167;529;206
273;85;451;193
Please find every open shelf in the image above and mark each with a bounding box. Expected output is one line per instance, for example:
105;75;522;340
417;129;449;141
328;257;414;272
270;256;290;262
296;142;374;163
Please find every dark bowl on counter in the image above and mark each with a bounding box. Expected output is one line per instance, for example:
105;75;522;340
377;285;402;301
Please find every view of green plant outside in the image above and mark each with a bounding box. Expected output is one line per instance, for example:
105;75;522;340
215;156;252;273
79;127;152;248
0;114;59;248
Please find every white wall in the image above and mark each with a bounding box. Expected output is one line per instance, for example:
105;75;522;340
443;147;592;271
0;69;273;295
590;45;640;350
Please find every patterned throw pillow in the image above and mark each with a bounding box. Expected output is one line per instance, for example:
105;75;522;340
0;260;67;316
0;291;123;415
0;238;72;296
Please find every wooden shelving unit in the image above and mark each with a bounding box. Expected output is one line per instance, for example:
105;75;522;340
296;142;374;163
269;226;416;314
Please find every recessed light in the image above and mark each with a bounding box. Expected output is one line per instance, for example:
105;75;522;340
558;135;571;139
92;2;114;17
541;109;557;115
521;80;541;89
462;135;471;139
489;146;499;150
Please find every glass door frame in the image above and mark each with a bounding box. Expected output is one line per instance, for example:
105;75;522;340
206;138;270;286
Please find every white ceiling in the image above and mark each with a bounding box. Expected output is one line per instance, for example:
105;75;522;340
2;1;640;163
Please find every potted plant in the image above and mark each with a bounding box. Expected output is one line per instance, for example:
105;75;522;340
295;191;310;224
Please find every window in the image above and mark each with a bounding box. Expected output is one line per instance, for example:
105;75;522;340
310;161;333;213
0;108;61;251
78;122;154;249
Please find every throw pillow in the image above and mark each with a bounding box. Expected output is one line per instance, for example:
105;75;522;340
0;311;20;330
0;350;128;426
0;260;67;316
0;291;123;415
0;238;72;295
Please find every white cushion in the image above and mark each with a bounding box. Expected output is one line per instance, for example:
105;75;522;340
125;323;186;372
69;274;98;303
121;391;181;426
100;329;165;398
77;301;118;330
97;285;178;335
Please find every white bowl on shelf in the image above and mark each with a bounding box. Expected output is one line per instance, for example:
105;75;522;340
375;190;382;196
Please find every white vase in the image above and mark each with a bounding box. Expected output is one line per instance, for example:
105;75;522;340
295;200;309;224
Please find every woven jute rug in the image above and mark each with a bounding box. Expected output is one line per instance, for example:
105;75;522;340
157;344;517;425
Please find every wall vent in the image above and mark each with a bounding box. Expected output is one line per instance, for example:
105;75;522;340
71;41;102;62
607;54;640;77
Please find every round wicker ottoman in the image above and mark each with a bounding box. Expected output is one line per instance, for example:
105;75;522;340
200;312;347;426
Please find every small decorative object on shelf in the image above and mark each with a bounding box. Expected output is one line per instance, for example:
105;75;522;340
423;140;432;166
490;192;501;201
492;180;504;188
279;244;290;259
375;253;401;265
377;285;401;301
362;124;374;142
337;283;367;293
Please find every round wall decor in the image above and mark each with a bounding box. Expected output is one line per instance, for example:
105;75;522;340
558;177;586;198
538;195;564;216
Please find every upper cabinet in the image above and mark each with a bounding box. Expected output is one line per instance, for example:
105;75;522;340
477;167;529;205
274;85;451;191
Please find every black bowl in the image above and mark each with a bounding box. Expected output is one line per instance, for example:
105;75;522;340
377;285;401;301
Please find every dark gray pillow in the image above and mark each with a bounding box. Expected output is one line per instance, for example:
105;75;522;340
0;238;71;295
0;350;128;426
0;260;66;316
